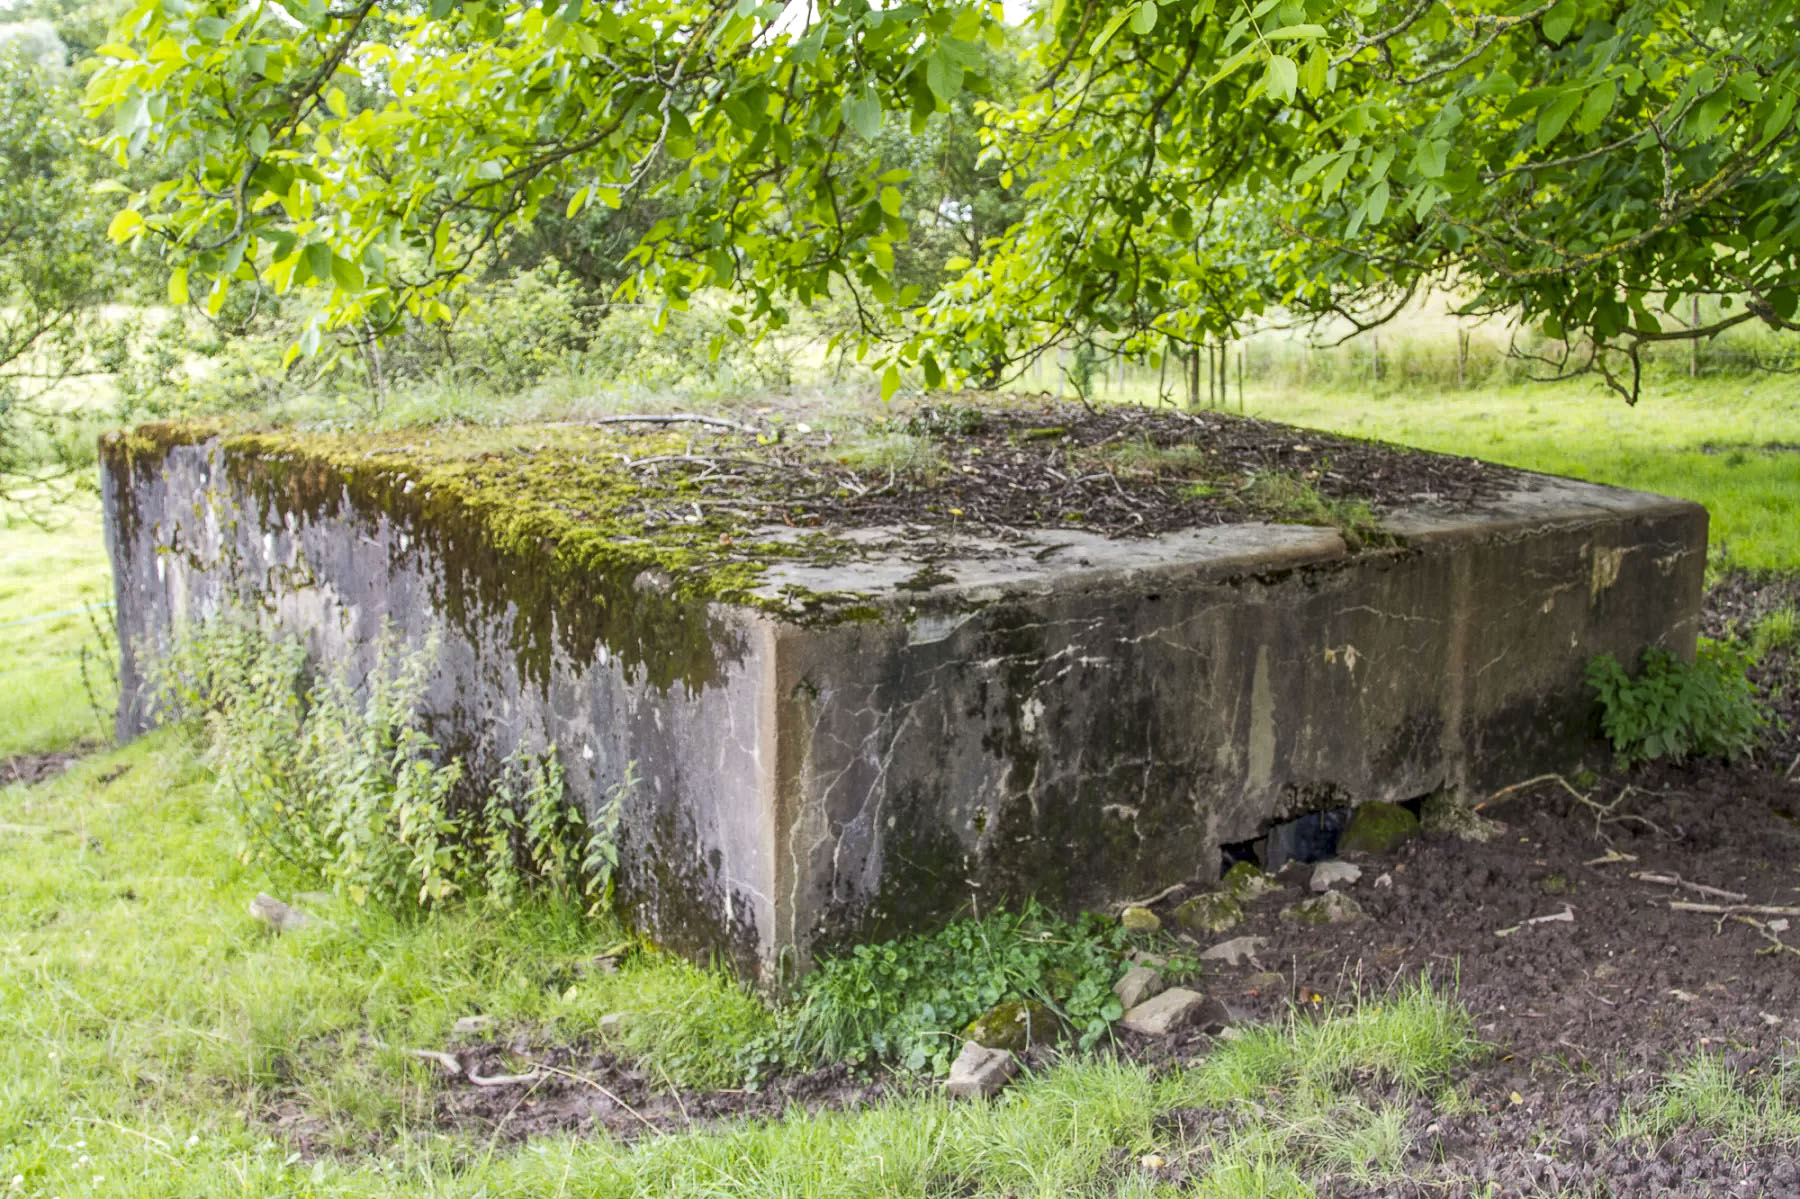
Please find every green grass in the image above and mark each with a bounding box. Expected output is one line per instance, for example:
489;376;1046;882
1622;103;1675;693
1;726;1488;1198
0;495;116;757
1616;1054;1800;1151
1220;373;1800;573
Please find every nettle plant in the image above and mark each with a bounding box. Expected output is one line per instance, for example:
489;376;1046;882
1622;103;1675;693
1586;638;1772;769
150;615;624;910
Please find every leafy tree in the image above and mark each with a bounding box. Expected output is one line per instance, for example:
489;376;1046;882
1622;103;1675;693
87;0;1800;400
1;46;120;492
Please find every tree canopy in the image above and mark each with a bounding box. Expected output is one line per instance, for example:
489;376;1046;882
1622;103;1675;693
87;0;1800;399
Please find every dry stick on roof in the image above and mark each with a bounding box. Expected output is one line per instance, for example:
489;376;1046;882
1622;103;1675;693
575;413;764;434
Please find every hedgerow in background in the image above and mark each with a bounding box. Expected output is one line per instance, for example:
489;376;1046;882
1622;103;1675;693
1587;639;1773;769
149;615;620;910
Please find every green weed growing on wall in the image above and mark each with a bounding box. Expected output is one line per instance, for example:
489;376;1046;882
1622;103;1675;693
149;615;623;910
1586;639;1772;769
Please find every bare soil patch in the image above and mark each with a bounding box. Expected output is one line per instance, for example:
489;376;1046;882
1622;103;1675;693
0;744;96;786
788;403;1520;538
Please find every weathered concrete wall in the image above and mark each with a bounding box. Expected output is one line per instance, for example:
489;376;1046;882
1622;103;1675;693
104;433;1706;981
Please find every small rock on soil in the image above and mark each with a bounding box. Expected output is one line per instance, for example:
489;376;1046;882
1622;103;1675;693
1119;988;1231;1037
946;1043;1017;1100
1113;965;1166;1010
1309;860;1362;892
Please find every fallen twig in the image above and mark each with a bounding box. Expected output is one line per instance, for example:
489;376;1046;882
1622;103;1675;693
580;413;762;434
1115;880;1189;912
467;1068;545;1087
1583;849;1638;866
368;1037;463;1076
1733;915;1800;959
1495;905;1575;937
1631;871;1748;902
1474;773;1566;812
1670;901;1800;917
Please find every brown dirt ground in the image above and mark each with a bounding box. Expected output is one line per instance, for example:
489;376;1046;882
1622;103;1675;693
289;576;1800;1193
786;403;1521;538
0;744;93;786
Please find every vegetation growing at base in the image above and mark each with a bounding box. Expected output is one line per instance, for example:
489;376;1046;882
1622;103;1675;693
758;902;1193;1077
1587;639;1773;769
151;615;622;911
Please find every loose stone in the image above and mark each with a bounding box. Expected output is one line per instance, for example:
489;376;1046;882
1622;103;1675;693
962;1000;1057;1053
1420;790;1505;843
1220;860;1280;901
1120;905;1162;933
1336;801;1421;855
1282;891;1367;925
1200;935;1268;966
1120;987;1232;1037
1309;860;1363;892
1113;965;1166;1010
1173;892;1244;934
946;1042;1018;1099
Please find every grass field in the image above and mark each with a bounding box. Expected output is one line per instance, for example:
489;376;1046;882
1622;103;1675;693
0;499;115;758
3;372;1796;1196
1230;373;1800;574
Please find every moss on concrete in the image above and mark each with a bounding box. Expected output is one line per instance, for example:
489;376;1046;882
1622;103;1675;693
102;421;885;694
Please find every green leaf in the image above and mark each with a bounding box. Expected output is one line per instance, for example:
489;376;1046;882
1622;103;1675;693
880;364;902;401
847;88;882;139
1542;0;1578;42
925;52;960;103
1129;1;1157;35
1264;54;1298;104
1089;7;1133;56
168;267;189;305
331;255;365;292
106;208;143;242
1410;138;1448;179
1535;90;1582;146
1366;178;1390;225
566;186;590;218
301;241;335;285
1267;23;1326;39
879;186;903;216
1576;79;1617;133
1300;46;1328;95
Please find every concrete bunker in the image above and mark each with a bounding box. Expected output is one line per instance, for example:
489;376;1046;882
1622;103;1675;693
101;411;1707;982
